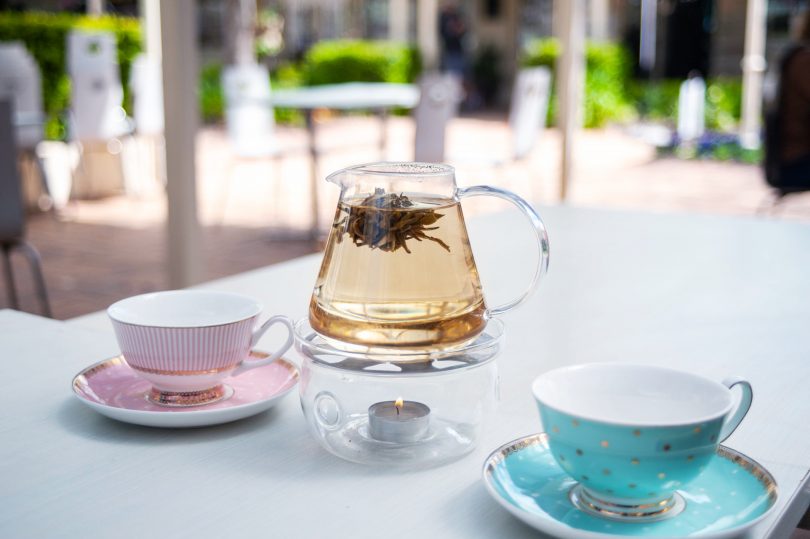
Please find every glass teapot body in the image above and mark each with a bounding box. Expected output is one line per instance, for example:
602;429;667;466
309;162;548;350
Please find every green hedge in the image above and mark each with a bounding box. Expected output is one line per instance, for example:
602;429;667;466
0;11;141;140
704;79;742;131
200;40;421;124
199;61;304;124
522;38;634;128
199;64;225;124
302;40;421;86
522;38;742;132
629;78;742;131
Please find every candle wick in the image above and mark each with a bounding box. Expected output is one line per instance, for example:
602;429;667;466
396;406;400;416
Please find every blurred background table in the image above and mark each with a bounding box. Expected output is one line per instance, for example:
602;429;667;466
2;206;809;538
270;82;420;236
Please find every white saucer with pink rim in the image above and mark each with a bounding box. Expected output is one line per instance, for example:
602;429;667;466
72;352;299;428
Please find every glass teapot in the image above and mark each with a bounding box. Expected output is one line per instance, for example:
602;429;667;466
309;162;549;350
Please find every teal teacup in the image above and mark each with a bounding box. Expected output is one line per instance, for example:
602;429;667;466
532;364;752;521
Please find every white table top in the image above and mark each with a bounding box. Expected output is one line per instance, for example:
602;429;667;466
3;206;810;538
271;82;419;110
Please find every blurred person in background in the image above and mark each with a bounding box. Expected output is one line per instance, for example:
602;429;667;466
439;2;468;78
770;11;810;192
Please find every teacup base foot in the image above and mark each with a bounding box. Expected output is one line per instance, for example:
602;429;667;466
569;484;686;522
147;384;233;407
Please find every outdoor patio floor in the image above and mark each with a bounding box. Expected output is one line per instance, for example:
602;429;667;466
7;114;810;320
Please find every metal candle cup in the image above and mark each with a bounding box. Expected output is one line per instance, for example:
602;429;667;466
368;399;430;443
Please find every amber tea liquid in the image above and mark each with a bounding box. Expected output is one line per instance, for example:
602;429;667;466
309;194;487;349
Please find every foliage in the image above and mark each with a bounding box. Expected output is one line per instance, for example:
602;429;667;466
521;38;742;135
200;40;420;125
270;62;304;124
521;38;635;128
627;79;681;122
255;8;284;60
301;40;421;86
658;132;762;164
0;11;141;140
704;78;742;131
199;64;225;124
198;62;304;125
629;78;742;131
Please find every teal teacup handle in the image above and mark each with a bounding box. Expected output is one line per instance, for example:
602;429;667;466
719;376;753;442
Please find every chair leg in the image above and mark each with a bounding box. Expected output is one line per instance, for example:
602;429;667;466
1;243;19;310
14;241;52;318
29;149;54;211
216;156;237;226
271;154;283;224
377;108;389;160
756;190;785;216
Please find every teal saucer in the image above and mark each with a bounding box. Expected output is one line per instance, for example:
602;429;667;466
482;433;777;539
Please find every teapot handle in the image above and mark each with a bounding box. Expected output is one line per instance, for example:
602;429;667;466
456;185;550;315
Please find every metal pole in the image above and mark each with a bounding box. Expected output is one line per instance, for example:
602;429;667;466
389;0;409;41
160;0;203;288
740;0;768;149
556;0;586;201
305;110;321;240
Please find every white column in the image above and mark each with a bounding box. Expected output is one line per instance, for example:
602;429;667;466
556;0;586;201
226;0;258;66
87;0;104;16
140;0;162;60
160;0;203;288
740;0;767;149
390;0;409;42
589;0;610;41
417;0;439;69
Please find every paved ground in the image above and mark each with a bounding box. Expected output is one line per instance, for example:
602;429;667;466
6;114;810;320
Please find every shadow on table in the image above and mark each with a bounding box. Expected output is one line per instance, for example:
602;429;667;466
56;397;285;444
57;398;382;478
443;480;555;538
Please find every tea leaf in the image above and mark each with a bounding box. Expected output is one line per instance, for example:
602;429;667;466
333;192;450;254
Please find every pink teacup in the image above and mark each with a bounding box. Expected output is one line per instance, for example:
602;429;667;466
108;290;294;406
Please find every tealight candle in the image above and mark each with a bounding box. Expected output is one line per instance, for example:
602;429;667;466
368;398;430;443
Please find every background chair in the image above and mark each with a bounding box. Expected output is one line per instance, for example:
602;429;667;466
222;63;278;158
218;63;282;221
66;30;133;201
125;53;165;196
130;53;164;137
0;42;48;209
677;75;706;143
67;30;133;143
413;73;462;163
35;141;80;212
0;99;51;317
0;42;44;152
447;67;550;180
508;66;552;161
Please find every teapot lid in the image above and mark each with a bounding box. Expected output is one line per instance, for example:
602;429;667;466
326;161;455;188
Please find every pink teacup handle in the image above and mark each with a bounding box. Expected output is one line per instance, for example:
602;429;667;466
719;376;753;442
231;315;294;376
